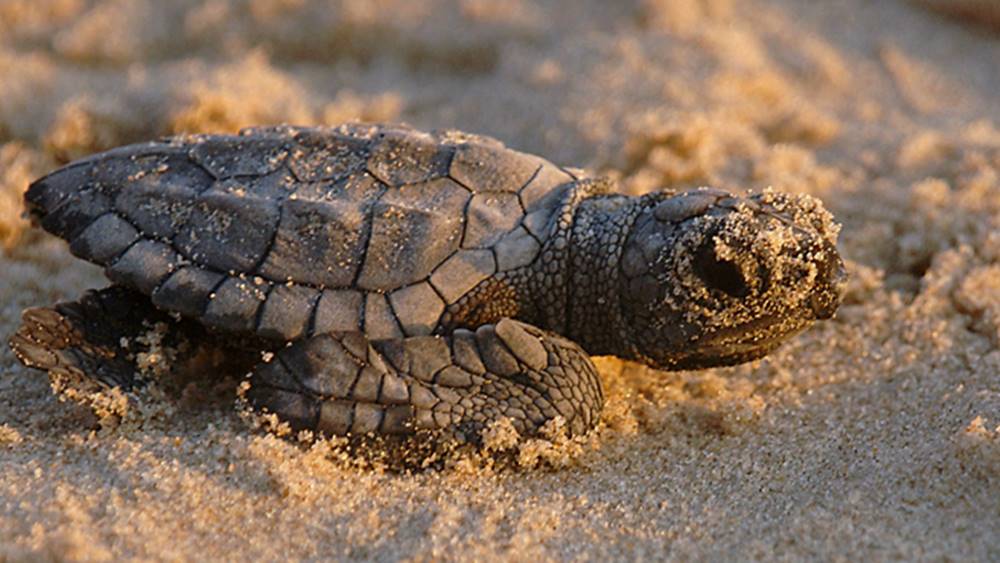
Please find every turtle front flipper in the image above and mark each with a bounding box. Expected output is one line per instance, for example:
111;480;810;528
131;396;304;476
244;319;604;444
8;285;209;397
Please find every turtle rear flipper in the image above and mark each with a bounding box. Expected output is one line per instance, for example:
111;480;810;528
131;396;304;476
9;285;207;399
244;319;604;445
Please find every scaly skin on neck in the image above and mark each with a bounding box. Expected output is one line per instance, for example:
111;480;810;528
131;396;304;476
559;191;669;359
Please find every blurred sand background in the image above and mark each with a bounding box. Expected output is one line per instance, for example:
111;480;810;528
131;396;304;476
1;0;998;560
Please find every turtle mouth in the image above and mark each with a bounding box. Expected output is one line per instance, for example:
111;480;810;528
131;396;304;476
636;313;809;371
666;340;786;370
677;313;811;367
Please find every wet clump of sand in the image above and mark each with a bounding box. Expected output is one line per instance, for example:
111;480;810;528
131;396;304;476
1;0;998;560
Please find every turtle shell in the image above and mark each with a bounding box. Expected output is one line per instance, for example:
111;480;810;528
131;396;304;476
26;124;577;341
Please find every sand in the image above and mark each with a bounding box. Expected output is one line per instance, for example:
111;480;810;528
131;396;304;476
1;0;998;560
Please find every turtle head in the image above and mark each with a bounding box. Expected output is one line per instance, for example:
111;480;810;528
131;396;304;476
618;188;846;370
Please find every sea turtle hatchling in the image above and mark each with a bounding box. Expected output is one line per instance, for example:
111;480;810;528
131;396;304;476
9;123;846;444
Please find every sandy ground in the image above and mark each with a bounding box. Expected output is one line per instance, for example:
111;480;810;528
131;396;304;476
1;0;999;560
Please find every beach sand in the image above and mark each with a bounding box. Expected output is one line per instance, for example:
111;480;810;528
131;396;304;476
1;0;998;560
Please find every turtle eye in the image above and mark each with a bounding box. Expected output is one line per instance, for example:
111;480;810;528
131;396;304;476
694;243;749;298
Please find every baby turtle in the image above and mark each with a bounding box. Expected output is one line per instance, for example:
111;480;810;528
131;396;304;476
9;123;846;443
